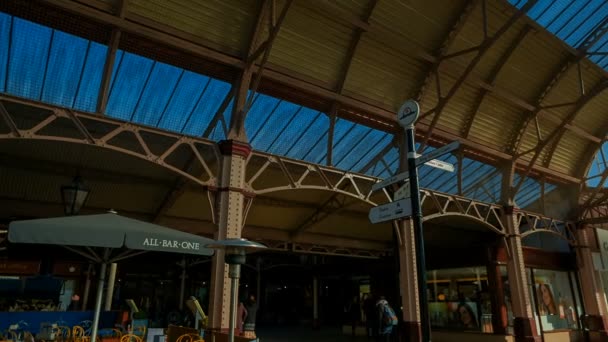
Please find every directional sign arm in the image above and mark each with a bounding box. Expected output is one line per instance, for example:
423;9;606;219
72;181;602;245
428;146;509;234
371;171;410;192
415;141;460;167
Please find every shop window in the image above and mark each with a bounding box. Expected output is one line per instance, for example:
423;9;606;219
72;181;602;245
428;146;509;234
427;267;493;333
530;269;581;332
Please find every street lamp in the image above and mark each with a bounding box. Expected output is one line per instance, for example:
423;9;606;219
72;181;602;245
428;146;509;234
61;176;90;216
206;238;266;342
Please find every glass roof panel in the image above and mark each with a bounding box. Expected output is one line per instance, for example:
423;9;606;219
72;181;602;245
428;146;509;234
6;17;51;100
509;0;608;69
0;10;559;208
587;141;608;187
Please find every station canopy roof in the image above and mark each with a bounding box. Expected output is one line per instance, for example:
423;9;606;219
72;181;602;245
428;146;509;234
0;0;607;247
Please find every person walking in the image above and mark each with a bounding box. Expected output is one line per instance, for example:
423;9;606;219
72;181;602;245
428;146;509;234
363;294;377;339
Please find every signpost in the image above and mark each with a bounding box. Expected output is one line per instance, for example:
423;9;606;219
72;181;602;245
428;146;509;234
415;141;460;167
422;159;455;172
368;199;412;224
394;183;411;200
368;99;459;342
371;171;410;192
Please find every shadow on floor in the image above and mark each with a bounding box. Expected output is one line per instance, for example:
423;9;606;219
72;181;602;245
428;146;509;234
256;326;369;342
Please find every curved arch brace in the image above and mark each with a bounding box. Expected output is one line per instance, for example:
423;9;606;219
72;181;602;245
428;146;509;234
254;186;378;206
423;212;505;236
247;151;387;206
0;96;219;189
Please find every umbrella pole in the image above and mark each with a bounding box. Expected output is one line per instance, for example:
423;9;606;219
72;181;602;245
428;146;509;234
104;263;117;310
179;257;186;311
82;264;92;311
91;257;109;342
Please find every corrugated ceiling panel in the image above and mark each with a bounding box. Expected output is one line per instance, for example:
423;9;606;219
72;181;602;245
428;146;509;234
418;77;440;116
86;180;169;213
475;4;528;79
516;117;559;163
371;0;469;52
298;0;370;25
573;88;608;137
494;33;568;103
268;2;352;87
166;191;213;220
468;94;522;149
310;214;388;240
129;0;254;56
444;1;484;54
437;82;480;134
543;61;602;121
549;132;588;175
344;34;426;109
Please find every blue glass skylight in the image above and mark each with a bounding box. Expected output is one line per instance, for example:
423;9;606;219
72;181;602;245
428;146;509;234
0;10;555;207
510;0;608;69
587;141;608;187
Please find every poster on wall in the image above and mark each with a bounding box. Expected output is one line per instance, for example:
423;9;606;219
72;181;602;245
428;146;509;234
447;302;479;330
535;283;558;316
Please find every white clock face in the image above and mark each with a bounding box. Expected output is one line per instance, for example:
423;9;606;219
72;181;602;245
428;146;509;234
398;100;420;127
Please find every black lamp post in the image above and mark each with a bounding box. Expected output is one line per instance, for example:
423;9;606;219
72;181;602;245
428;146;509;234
206;238;266;342
61;176;90;216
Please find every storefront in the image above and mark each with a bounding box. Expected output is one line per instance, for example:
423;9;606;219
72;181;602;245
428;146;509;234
422;224;585;342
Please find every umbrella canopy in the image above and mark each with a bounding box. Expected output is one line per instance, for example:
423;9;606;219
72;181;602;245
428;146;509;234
8;212;214;256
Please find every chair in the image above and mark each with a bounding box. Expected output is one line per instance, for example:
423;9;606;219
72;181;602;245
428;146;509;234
53;326;71;341
175;334;200;342
73;326;90;342
133;326;146;339
120;334;142;342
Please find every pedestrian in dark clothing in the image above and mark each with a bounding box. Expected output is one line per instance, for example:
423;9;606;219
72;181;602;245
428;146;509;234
243;295;258;339
363;294;377;338
347;295;360;336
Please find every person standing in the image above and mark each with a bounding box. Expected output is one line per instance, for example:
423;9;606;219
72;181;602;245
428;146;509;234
67;294;80;311
243;295;258;339
237;300;247;335
376;296;397;342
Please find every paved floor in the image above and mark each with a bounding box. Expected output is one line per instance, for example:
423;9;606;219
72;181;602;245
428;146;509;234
256;326;369;342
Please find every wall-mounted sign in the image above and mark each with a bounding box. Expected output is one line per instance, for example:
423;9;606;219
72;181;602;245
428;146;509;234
0;260;40;275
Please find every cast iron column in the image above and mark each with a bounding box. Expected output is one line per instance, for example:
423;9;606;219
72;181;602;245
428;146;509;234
208;140;252;332
503;206;541;342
